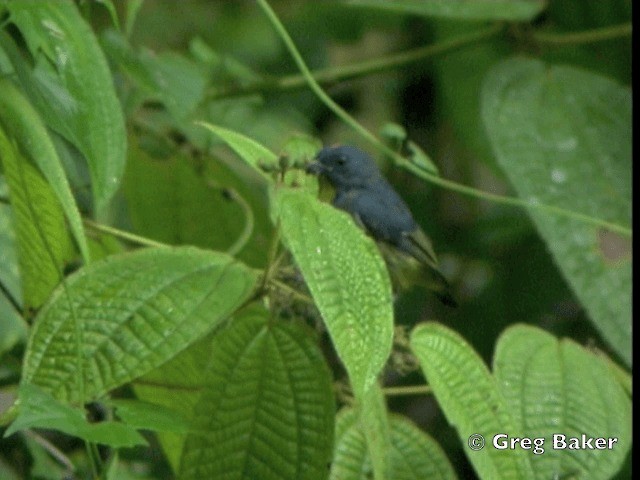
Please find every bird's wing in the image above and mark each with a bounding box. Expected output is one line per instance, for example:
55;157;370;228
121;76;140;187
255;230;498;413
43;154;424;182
335;187;415;244
403;228;439;270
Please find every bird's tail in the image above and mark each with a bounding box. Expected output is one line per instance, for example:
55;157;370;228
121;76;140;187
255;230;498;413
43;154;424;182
426;268;457;308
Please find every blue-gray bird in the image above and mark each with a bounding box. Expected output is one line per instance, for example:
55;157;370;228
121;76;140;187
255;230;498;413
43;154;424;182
306;145;456;307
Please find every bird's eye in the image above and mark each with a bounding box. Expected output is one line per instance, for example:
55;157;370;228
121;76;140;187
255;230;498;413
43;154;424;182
336;155;347;166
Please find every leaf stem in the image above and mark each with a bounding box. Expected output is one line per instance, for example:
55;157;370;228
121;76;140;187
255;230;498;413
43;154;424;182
219;187;255;257
207;23;504;99
24;430;76;473
83;219;169;249
383;385;432;396
532;22;632;46
0;279;22;314
424;174;632;236
269;278;315;305
260;221;283;292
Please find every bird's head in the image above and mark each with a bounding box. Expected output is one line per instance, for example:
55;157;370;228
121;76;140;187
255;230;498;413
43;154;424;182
306;145;381;189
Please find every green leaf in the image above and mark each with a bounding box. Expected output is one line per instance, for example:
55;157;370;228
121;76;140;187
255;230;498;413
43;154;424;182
94;0;121;31
331;409;368;480
22;246;258;403
124;0;145;37
0;184;27;354
196;121;278;182
481;58;632;365
387;415;457;480
4;1;127;213
276;189;394;398
106;399;190;434
124;143;247;251
144;52;209;120
330;409;457;480
410;322;531;480
0;78;90;263
124;138;273;267
101;34;208;120
0;294;26;356
0;128;73;310
493;324;631;480
0;177;21;306
6;384;147;448
344;0;546;21
179;308;335;480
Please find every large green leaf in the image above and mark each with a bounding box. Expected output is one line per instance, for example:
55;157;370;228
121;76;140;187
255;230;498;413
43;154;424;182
344;0;545;20
180;308;334;480
0;78;90;263
411;322;631;480
493;324;631;480
4;0;126;213
0;128;73;310
481;58;632;365
410;323;531;480
22;246;258;403
276;188;394;398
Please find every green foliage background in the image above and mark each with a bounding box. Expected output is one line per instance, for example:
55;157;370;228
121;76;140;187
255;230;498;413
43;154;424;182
0;1;631;479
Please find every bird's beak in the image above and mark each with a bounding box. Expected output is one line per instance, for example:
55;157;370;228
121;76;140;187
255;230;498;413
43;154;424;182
305;160;324;175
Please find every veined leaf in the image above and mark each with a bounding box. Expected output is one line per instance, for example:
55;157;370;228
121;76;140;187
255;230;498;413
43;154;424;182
0;77;90;263
22;246;258;403
276;188;394;398
481;58;632;365
410;322;531;480
344;0;546;21
4;1;126;213
331;409;368;480
387;415;457;480
180;307;334;480
0;128;73;310
493;324;631;480
330;409;457;480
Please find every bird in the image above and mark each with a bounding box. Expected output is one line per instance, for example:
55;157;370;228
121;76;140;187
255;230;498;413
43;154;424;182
306;145;456;307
